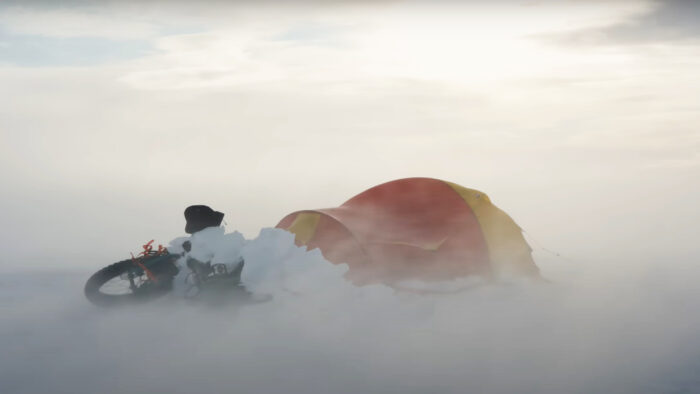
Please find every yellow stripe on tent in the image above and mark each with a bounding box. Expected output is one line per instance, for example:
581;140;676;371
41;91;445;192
444;181;539;276
286;212;321;245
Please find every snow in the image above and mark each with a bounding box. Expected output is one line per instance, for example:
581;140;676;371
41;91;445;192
167;226;355;297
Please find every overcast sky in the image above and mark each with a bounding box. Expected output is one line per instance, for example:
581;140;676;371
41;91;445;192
0;0;698;272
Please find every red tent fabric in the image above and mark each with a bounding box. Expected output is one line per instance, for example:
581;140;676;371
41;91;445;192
277;178;538;284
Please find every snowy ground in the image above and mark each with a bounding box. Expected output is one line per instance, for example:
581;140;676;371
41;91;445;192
1;230;700;394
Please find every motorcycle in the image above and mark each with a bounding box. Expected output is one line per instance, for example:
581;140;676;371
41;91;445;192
84;240;247;307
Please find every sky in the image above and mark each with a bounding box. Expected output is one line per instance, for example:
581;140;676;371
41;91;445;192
1;0;699;272
1;1;700;394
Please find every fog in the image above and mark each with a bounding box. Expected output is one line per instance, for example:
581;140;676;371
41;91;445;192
2;231;699;394
1;0;700;393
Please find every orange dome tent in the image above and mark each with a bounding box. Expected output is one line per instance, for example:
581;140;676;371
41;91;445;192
276;178;539;285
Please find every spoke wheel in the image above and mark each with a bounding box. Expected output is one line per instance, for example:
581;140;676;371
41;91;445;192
84;260;168;307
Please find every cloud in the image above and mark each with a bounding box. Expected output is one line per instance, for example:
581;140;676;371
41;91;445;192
550;0;700;46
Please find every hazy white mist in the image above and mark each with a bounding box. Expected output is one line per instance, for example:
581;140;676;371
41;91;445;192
1;1;699;393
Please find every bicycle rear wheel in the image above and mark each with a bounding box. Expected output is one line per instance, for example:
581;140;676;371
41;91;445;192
84;260;171;307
